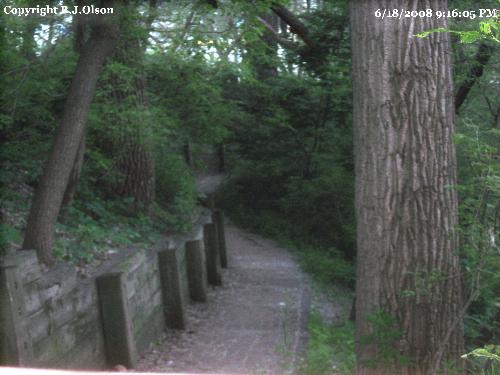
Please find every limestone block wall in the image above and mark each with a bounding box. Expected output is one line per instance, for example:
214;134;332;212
0;209;227;370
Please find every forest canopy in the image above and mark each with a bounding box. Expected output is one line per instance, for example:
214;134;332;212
0;0;499;374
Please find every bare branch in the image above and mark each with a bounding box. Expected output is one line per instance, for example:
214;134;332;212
270;4;317;51
256;16;299;50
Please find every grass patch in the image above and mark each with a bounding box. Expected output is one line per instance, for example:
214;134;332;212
299;246;355;290
300;311;356;375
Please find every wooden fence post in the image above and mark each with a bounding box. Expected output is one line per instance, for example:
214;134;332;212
203;223;222;286
96;272;137;369
158;247;188;329
212;209;228;268
185;239;207;302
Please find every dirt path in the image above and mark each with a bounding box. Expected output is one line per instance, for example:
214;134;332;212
135;223;312;375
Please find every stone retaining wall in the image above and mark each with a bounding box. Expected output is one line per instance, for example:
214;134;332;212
0;209;228;370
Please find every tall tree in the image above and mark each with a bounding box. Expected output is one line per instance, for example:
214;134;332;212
23;7;119;265
61;6;90;212
108;5;156;213
351;1;464;374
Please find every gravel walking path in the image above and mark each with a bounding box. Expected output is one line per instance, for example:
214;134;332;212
135;223;312;375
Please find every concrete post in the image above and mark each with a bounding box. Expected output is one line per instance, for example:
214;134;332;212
185;240;207;302
96;272;137;369
203;223;222;286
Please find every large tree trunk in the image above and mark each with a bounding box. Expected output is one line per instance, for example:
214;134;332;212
111;77;155;215
351;1;464;374
116;135;155;213
110;4;156;214
60;8;89;213
23;15;118;265
61;134;86;210
103;66;155;214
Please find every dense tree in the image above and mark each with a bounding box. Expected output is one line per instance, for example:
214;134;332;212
351;1;464;373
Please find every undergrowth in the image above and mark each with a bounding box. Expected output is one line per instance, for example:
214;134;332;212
1;179;195;264
300;311;356;375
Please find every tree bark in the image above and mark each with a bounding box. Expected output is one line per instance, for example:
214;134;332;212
109;3;156;214
116;137;155;213
351;1;464;374
61;134;86;210
59;4;89;214
23;14;118;265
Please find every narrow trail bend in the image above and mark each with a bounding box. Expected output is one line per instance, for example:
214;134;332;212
136;222;312;375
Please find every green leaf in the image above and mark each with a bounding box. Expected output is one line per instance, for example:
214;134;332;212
415;28;448;38
458;31;483;44
480;21;492;35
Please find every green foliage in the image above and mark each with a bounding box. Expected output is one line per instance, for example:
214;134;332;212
220;0;354;257
462;345;500;374
0;223;21;253
53;198;163;264
455;124;500;348
0;28;77;184
1;3;497;369
360;310;411;371
155;154;197;231
300;1;350;75
299;246;354;288
416;1;500;44
223;66;355;257
219;193;355;290
300;311;356;375
416;27;493;44
146;52;236;144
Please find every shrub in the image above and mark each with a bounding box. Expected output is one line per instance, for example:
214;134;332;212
155;154;196;231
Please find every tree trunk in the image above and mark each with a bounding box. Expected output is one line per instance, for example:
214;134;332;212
23;16;118;265
109;5;156;214
110;77;155;214
61;134;86;210
117;138;155;213
350;1;464;374
59;4;88;214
